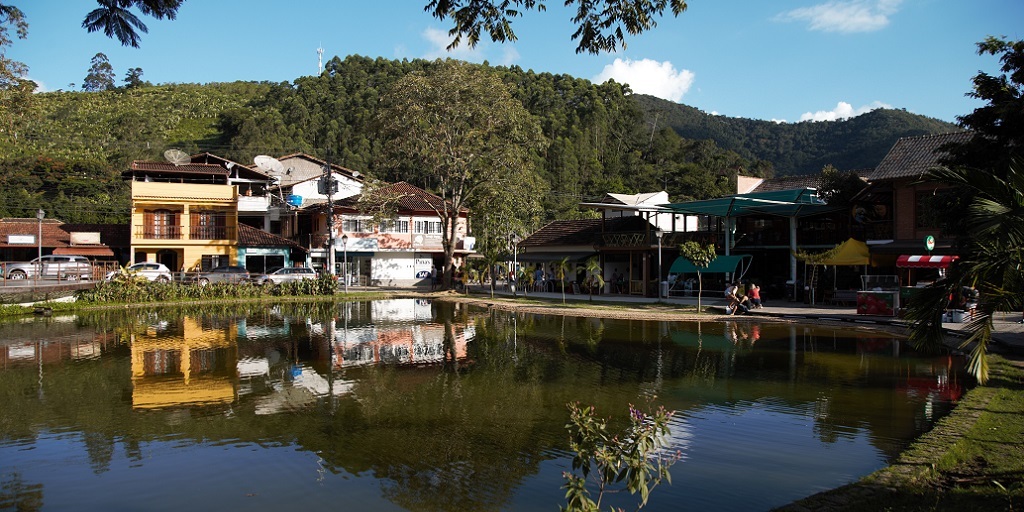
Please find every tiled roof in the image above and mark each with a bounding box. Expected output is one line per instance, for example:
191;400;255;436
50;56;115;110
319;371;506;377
521;216;651;247
869;131;973;182
127;161;230;175
238;224;306;252
331;182;467;214
190;152;269;180
0;219;123;250
751;174;823;192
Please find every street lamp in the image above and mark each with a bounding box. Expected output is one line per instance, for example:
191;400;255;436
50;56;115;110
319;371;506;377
655;228;664;298
36;209;45;264
341;234;349;294
509;232;520;297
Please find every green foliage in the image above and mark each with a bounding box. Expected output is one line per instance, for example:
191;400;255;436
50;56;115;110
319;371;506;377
585;257;604;301
75;275;338;304
425;0;687;55
82;52;115;92
561;401;680;511
678;241;716;310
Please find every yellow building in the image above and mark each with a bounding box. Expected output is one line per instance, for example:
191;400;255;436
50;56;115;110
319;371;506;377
124;161;240;272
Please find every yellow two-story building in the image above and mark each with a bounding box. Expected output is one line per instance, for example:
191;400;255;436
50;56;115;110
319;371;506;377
125;161;240;272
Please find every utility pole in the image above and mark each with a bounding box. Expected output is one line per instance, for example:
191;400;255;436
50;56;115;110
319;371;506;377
324;151;335;276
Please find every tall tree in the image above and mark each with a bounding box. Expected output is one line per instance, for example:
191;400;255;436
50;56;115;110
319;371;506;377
425;0;688;54
82;52;115;91
377;60;546;288
0;4;27;88
81;0;183;48
123;67;145;88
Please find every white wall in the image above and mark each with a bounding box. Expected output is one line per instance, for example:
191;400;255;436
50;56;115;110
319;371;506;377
370;252;427;287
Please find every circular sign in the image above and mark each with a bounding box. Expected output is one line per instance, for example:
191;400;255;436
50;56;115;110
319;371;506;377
924;235;935;252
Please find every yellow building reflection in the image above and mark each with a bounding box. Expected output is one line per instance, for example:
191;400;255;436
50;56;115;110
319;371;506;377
130;317;238;409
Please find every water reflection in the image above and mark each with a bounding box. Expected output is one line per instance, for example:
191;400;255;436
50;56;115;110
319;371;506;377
0;300;967;512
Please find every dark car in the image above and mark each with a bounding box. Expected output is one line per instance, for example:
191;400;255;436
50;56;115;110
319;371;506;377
188;265;251;286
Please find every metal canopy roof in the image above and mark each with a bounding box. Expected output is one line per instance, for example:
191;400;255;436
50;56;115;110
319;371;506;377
669;254;752;274
662;188;840;218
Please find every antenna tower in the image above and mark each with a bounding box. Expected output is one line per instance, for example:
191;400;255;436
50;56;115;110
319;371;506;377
317;44;324;75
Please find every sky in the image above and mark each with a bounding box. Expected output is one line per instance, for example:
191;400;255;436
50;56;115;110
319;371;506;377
7;0;1023;123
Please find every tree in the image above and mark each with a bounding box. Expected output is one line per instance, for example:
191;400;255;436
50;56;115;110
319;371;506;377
678;241;716;312
377;60;546;289
0;4;27;88
584;256;604;302
943;37;1024;173
81;0;183;48
425;0;688;55
82;53;115;91
552;256;570;304
907;38;1024;385
123;67;145;88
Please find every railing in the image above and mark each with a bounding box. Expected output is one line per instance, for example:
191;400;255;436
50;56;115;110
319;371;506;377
133;226;235;240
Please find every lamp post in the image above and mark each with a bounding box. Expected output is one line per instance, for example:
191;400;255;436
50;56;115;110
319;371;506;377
341;234;349;294
36;209;44;264
655;228;663;298
509;232;519;297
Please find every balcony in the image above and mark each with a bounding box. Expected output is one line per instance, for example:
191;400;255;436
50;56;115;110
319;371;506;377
134;226;235;241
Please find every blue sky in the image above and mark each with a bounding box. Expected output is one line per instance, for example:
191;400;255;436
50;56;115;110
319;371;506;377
8;0;1022;123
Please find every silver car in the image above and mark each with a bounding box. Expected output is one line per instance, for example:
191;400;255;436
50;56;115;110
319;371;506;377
105;262;173;283
253;267;318;285
188;265;251;286
5;255;93;280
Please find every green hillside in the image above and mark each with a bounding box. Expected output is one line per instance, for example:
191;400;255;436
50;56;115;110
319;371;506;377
634;94;960;175
0;56;964;226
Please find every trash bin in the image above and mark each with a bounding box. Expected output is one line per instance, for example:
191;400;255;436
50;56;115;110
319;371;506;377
660;281;669;298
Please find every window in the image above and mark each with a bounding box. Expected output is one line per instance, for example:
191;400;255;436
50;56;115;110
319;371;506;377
342;218;374;233
414;220;442;234
191;211;227;239
382;219;410;233
145;209;179;239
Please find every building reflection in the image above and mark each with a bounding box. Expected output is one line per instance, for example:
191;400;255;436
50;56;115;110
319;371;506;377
129;317;238;409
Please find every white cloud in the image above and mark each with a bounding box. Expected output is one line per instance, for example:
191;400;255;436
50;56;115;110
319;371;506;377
592;58;694;103
776;0;902;33
799;100;892;121
499;47;520;67
421;27;485;61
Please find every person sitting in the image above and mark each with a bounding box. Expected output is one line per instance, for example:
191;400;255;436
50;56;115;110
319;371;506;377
748;283;763;309
724;281;748;315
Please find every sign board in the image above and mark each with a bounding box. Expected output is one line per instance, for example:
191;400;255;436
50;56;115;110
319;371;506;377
924;235;935;252
7;234;35;244
70;232;101;245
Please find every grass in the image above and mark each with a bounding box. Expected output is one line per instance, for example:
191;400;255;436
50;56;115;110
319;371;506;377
778;356;1024;511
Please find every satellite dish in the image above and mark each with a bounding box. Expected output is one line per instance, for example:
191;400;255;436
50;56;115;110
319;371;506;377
253;155;285;174
163;149;190;166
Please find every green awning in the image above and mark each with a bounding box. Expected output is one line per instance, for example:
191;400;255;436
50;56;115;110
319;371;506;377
661;188;842;218
669;254;752;274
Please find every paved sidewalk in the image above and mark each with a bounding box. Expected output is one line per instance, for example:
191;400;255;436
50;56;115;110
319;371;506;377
474;286;1024;355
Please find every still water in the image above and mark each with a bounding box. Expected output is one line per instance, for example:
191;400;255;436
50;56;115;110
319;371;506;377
0;299;967;511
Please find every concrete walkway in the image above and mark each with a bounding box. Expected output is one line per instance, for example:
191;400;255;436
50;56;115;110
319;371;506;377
470;285;1024;355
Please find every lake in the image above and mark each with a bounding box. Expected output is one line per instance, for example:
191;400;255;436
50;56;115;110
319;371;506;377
0;299;967;511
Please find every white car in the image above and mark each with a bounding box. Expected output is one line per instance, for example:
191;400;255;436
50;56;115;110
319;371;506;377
253;267;318;285
5;255;93;280
105;262;173;283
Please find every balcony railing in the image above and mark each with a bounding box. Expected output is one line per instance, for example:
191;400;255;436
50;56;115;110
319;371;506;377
134;226;235;241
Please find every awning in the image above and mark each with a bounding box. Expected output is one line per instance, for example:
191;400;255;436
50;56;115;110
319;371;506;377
52;246;114;257
896;254;958;269
669;254;752;274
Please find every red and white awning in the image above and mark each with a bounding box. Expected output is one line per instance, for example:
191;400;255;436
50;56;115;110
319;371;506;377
896;254;958;269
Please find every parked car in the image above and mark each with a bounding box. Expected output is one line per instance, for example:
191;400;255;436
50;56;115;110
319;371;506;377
188;265;251;286
105;262;173;283
5;255;93;280
252;266;318;285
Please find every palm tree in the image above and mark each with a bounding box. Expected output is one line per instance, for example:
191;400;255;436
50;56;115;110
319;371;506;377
585;256;605;302
552;256;570;304
906;157;1024;384
678;241;717;312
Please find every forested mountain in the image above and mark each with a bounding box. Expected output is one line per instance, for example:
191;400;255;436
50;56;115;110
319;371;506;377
0;55;961;227
634;95;959;174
